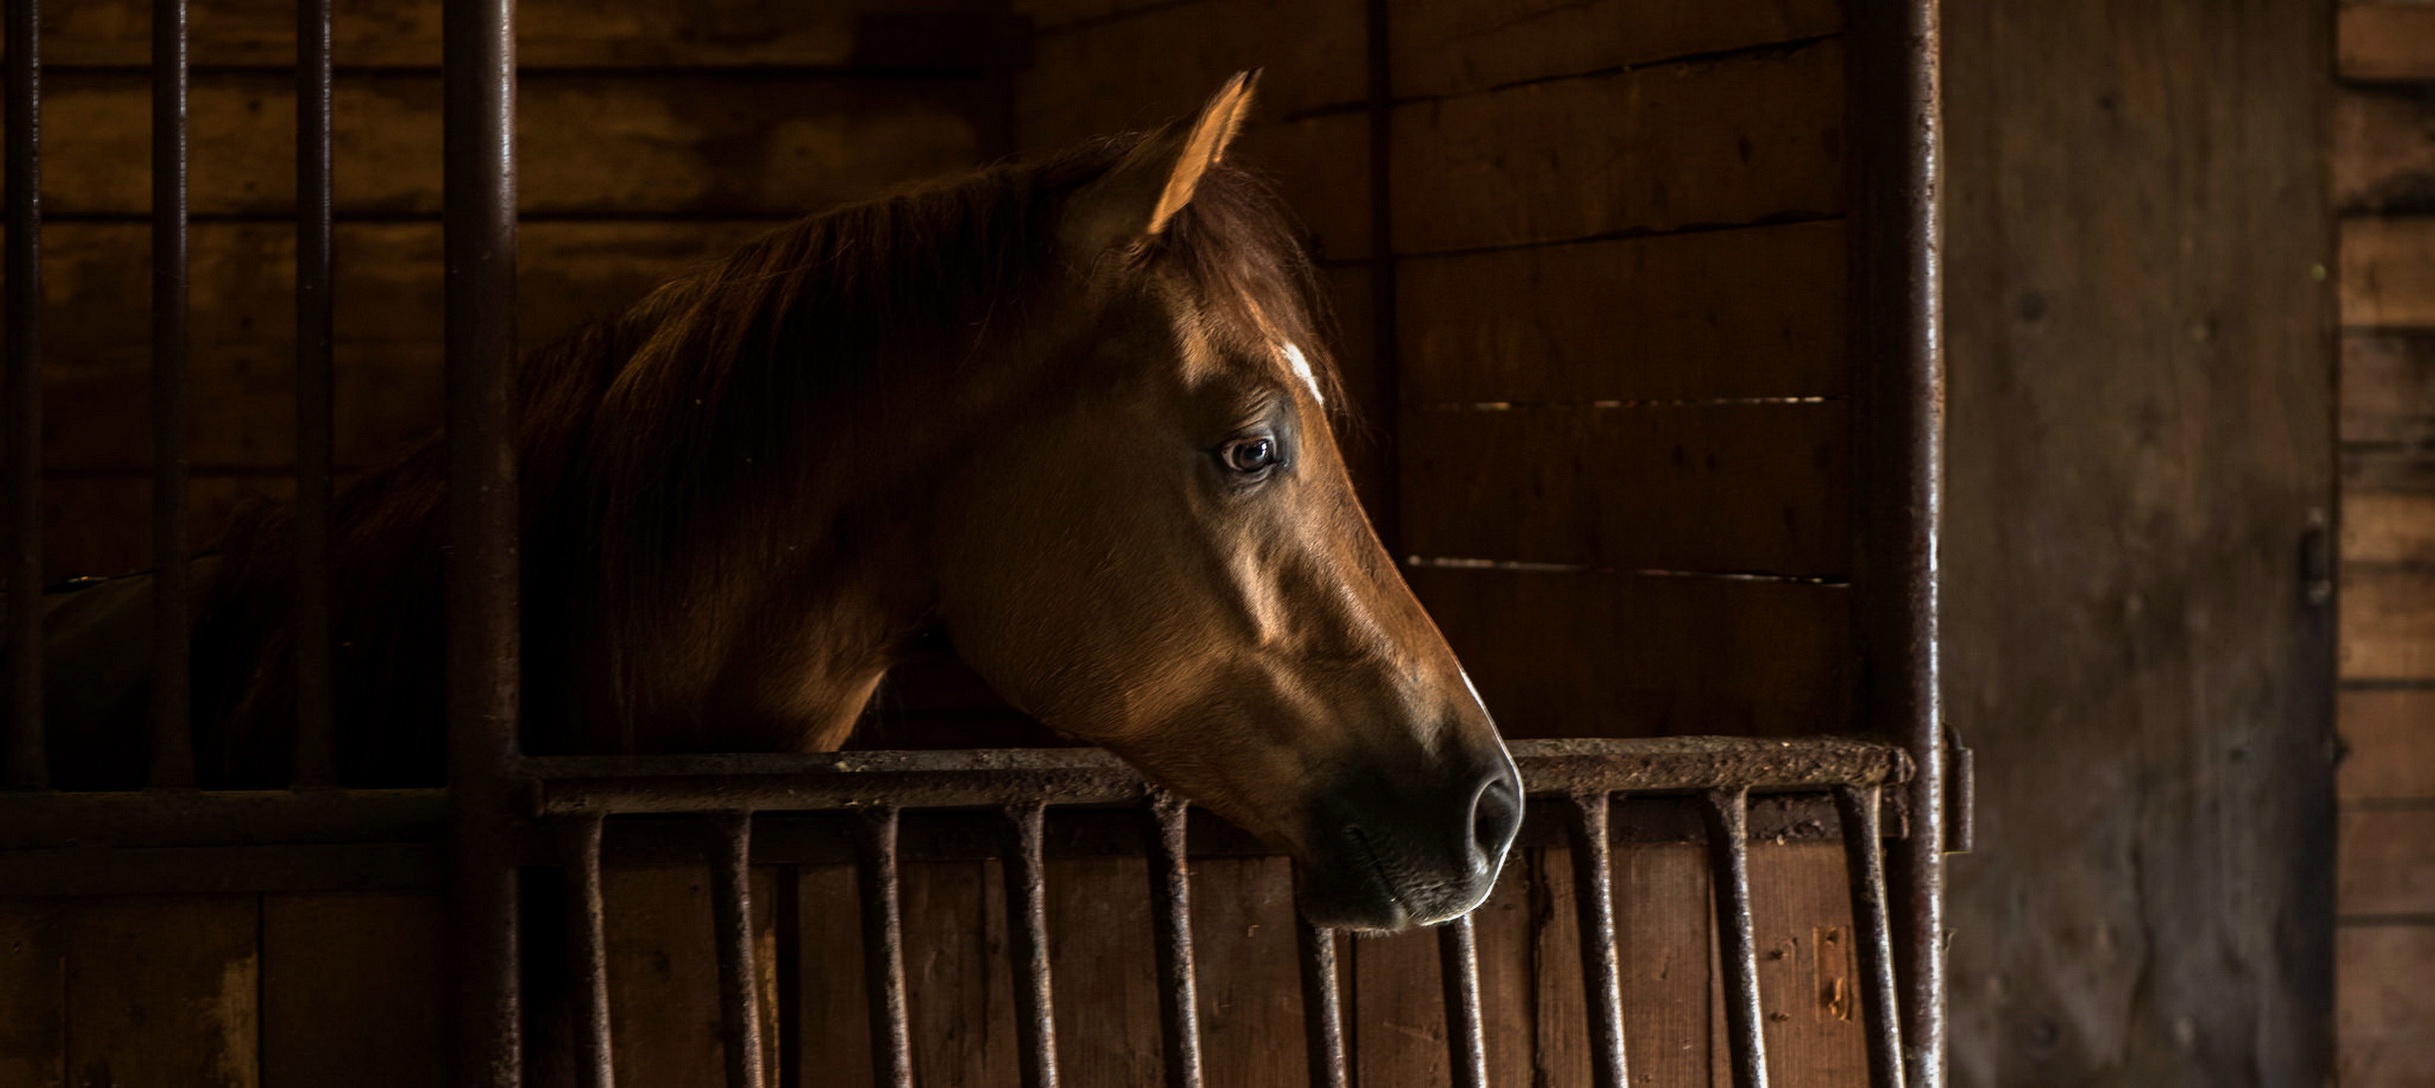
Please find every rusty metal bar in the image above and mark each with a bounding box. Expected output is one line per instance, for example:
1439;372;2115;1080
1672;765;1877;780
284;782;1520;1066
1702;788;1769;1088
854;807;912;1088
706;812;765;1088
1145;793;1202;1088
146;0;195;790
290;0;338;788
1437;914;1487;1088
556;814;614;1088
1002;803;1059;1088
1293;911;1347;1088
441;0;522;1074
1563;792;1630;1088
3;0;42;791
1836;786;1906;1088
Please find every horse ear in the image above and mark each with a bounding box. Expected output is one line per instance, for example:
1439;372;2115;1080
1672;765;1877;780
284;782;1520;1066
1062;70;1260;259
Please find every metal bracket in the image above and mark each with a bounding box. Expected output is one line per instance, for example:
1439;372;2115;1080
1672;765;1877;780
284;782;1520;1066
1945;724;1975;855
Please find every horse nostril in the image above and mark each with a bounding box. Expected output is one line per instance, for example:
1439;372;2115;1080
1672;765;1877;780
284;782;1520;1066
1469;766;1524;866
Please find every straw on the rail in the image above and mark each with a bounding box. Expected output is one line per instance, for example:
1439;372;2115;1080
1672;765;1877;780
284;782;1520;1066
1002;803;1060;1088
2;0;44;791
147;0;195;790
1437;914;1487;1088
1145;792;1202;1088
1836;785;1907;1088
290;0;338;788
705;812;765;1088
855;807;913;1088
1293;911;1347;1088
1702;788;1770;1088
557;814;615;1088
1563;791;1630;1088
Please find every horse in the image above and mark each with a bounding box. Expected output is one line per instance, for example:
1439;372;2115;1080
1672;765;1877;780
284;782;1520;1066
33;73;1521;932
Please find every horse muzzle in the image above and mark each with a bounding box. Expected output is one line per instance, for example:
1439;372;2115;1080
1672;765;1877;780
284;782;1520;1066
1291;745;1524;931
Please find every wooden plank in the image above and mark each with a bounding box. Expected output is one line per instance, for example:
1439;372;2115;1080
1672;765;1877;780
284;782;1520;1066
1015;0;1365;148
0;903;64;1088
2342;216;2435;328
1405;566;1849;738
1010;0;1166;30
1397;220;1849;405
793;862;876;1088
2340;4;2435;83
2348;446;2435;495
260;892;447;1088
1350;926;1451;1088
2333;85;2435;214
1389;0;1841;99
2343;332;2435;445
66;897;261;1088
1615;842;1715;1088
1248;110;1373;264
1188;856;1307;1088
1045;855;1163;1087
0;0;1007;68
1748;842;1867;1088
1400;401;1850;578
35;73;978;217
1474;850;1574;1087
2340;689;2435;802
2346;492;2435;566
2338;924;2435;1086
2342;565;2435;681
604;865;778;1088
2340;809;2435;918
902;859;1018;1085
1388;39;1843;256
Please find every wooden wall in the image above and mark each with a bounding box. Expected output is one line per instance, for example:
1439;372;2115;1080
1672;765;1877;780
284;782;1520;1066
2332;3;2435;1084
1939;0;2336;1085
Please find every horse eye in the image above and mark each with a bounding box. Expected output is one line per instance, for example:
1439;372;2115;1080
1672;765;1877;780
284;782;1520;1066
1223;436;1280;474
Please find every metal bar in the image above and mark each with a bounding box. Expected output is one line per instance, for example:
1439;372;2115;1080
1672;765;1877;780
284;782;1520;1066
1437;914;1487;1088
1001;803;1059;1088
441;0;522;1075
1293;911;1347;1088
1702;788;1769;1088
1563;792;1629;1088
290;0;338;788
705;812;765;1088
555;815;614;1088
2;0;41;791
146;0;195;790
853;807;912;1088
1848;0;1946;1082
1144;793;1201;1088
1835;786;1906;1088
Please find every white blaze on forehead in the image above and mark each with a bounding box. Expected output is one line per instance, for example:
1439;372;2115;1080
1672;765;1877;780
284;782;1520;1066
1281;341;1324;405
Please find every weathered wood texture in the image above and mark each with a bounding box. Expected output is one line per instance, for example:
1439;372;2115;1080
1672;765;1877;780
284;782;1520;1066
2342;4;2435;85
1941;1;2335;1086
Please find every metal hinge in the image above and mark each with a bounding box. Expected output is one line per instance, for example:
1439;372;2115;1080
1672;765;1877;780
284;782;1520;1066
1945;724;1974;855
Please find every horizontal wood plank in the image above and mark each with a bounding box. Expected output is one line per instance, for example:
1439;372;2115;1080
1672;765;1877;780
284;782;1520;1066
2343;332;2435;445
1390;0;1841;99
1407;565;1849;738
0;903;63;1088
2341;689;2435;803
1016;0;1365;146
2340;4;2435;83
2342;216;2435;329
33;73;978;217
2347;446;2435;495
66;897;261;1088
1401;401;1850;577
2334;85;2435;214
1397;220;1848;404
2339;924;2435;1086
2346;492;2435;566
1389;38;1843;256
4;0;1007;68
260;893;447;1088
2341;808;2435;917
2343;564;2435;681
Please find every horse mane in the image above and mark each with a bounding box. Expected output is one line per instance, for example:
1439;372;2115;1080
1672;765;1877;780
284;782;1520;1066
189;132;1342;787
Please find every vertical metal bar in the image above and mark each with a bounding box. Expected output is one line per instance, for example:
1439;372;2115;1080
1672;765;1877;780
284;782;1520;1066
1436;915;1487;1088
1293;911;1347;1088
1144;793;1201;1088
442;0;521;1075
146;0;194;789
291;0;338;788
1;0;43;791
1002;803;1059;1088
1563;792;1630;1088
854;807;911;1088
1702;788;1769;1088
556;814;614;1088
706;812;765;1088
1849;0;1946;1082
1835;786;1906;1088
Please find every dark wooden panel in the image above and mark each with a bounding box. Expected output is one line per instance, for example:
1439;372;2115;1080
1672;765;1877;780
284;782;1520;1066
604;866;778;1088
794;863;877;1088
2342;566;2435;681
1614;842;1716;1088
2342;217;2435;328
1388;39;1843;256
2334;85;2435;214
66;897;261;1088
2339;689;2435;803
1045;856;1163;1087
1750;842;1866;1087
2339;809;2435;918
1389;0;1841;99
1407;566;1849;738
1015;0;1364;148
2337;924;2435;1086
0;903;64;1088
2343;333;2435;445
2340;4;2435;84
1473;851;1573;1086
1397;220;1848;405
34;73;978;217
1188;857;1308;1087
3;0;1005;68
903;860;1019;1085
2345;492;2435;566
1401;401;1849;577
1349;925;1450;1087
260;892;447;1088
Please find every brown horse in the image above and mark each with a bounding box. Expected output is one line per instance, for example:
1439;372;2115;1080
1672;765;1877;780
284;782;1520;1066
37;74;1520;931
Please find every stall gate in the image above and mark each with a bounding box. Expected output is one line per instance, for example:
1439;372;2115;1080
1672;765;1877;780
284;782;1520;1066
0;0;1953;1085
